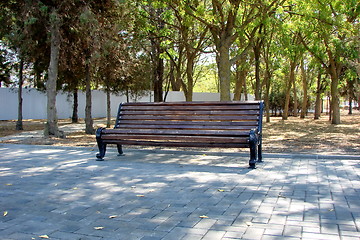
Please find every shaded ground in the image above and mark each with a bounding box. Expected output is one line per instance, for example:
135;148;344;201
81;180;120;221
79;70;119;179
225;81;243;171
1;111;359;155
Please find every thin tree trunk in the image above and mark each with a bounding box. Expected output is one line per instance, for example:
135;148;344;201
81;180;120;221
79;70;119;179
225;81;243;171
16;59;24;130
244;80;248;101
184;56;194;101
300;60;308;118
283;60;296;120
314;71;322;119
72;88;79;123
264;69;271;123
254;43;262;100
218;46;231;101
153;56;164;102
45;9;64;138
348;97;352;115
233;61;247;101
106;89;111;128
292;70;298;117
85;53;94;134
329;69;340;124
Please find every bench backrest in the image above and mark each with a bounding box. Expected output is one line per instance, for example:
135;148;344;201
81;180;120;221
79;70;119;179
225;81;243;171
114;101;264;135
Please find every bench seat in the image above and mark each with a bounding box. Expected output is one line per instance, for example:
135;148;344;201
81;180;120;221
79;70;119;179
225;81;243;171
96;101;264;168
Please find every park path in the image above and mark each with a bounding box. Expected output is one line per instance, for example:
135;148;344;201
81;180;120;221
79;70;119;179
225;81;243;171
0;143;359;240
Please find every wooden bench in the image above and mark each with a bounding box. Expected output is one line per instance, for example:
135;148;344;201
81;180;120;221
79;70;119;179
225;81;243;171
95;101;264;168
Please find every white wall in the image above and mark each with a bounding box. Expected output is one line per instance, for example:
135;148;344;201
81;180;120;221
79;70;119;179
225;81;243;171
0;88;253;120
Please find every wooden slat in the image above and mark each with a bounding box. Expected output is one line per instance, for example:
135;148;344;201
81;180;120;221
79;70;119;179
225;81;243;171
120;110;259;116
103;128;251;137
101;134;249;143
102;139;250;148
115;124;256;131
119;115;258;121
116;120;258;127
121;105;260;111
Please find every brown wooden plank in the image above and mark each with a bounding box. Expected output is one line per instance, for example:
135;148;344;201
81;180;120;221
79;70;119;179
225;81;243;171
121;105;260;111
101;134;249;143
120;110;260;116
119;115;258;121
103;128;252;136
122;101;261;106
102;139;250;148
115;120;259;127
115;124;256;131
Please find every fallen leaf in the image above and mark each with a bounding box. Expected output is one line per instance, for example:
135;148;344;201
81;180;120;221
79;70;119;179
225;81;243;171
328;208;334;212
136;194;145;197
38;235;49;239
109;215;118;219
5;183;12;186
94;226;104;230
72;187;78;190
199;215;209;219
3;211;8;217
217;189;225;192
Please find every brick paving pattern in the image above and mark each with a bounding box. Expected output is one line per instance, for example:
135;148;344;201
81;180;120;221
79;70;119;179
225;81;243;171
0;144;359;240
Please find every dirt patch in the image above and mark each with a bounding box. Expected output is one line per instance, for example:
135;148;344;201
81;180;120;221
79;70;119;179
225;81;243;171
262;112;360;155
1;112;359;155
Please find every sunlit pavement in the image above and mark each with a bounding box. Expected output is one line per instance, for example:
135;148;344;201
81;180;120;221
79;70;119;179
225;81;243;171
0;144;359;240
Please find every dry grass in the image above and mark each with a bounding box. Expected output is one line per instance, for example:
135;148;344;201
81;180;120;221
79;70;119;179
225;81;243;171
1;112;359;155
262;112;360;154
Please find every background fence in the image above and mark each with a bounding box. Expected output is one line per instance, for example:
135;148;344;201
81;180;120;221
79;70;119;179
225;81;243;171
0;88;253;120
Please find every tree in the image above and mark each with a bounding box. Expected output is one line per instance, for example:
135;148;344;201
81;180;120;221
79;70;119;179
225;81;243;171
167;1;210;101
45;8;64;137
298;0;359;124
186;0;285;101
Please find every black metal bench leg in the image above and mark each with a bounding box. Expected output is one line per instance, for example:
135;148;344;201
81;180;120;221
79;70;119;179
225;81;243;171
248;130;257;169
96;128;106;161
117;144;124;156
249;145;257;169
257;143;263;162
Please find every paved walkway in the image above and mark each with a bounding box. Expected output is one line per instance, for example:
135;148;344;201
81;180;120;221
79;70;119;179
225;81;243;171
0;143;359;240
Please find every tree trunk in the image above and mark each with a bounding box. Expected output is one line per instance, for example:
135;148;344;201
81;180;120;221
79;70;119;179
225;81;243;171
45;9;64;138
184;55;195;101
253;43;262;100
169;60;181;91
300;60;308;119
217;46;231;101
264;69;271;123
314;71;322;120
85;53;94;134
292;71;298;117
325;41;341;124
283;60;296;120
72;88;79;123
330;73;340;124
153;56;164;102
348;97;352;115
106;89;111;128
233;60;248;101
244;79;248;101
16;59;24;130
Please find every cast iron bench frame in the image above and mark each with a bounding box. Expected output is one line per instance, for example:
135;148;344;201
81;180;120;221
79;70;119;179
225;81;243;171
96;101;264;168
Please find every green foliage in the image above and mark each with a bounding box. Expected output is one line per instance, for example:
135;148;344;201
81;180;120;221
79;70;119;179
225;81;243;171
1;0;359;118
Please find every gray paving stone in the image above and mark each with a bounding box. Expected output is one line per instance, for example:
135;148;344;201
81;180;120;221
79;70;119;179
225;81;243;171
0;144;359;240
